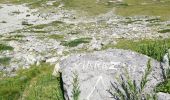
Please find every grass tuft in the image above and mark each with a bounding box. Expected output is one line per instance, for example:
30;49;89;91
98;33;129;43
114;39;170;61
0;57;11;65
72;72;81;100
61;37;92;47
0;44;14;51
158;29;170;33
48;34;64;40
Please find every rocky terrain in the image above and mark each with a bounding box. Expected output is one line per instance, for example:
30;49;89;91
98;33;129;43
0;0;170;99
59;49;164;100
1;1;170;76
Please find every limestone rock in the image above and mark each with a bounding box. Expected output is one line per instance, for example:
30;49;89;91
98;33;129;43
157;92;170;100
46;57;58;63
59;49;164;100
89;38;102;50
52;63;60;76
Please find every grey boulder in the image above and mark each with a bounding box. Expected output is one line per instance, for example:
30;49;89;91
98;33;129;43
59;49;164;100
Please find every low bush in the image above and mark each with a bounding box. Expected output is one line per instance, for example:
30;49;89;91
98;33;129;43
108;60;157;100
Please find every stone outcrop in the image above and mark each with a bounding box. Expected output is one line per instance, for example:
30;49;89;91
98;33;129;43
59;49;164;100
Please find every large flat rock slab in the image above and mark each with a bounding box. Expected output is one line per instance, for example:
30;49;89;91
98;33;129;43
59;49;164;100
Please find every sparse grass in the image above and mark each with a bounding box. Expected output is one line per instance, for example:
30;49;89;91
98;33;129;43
28;21;64;29
61;37;92;47
48;34;64;40
158;29;170;33
115;0;170;20
7;34;25;38
0;63;64;100
123;19;142;24
2;35;25;41
109;60;157;100
0;44;13;51
145;18;162;23
32;24;47;29
3;38;20;41
67;32;79;35
29;30;47;33
114;39;170;61
0;57;11;65
0;0;61;8
63;0;114;16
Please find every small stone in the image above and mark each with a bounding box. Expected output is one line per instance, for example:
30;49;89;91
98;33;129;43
46;57;58;63
157;92;170;100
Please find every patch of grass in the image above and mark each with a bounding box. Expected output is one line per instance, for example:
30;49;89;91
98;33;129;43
145;18;162;23
28;21;64;30
0;57;11;65
61;37;92;47
63;0;114;16
114;39;170;61
30;30;47;33
32;24;47;29
0;0;60;8
67;32;79;35
50;21;64;25
115;0;170;20
48;34;64;40
0;63;64;100
2;35;25;41
7;35;25;38
158;29;170;33
0;44;13;51
2;38;20;41
12;35;25;38
123;19;142;24
156;80;170;93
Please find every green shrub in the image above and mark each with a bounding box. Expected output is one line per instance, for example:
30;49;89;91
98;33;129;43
108;60;157;100
137;41;167;61
72;72;81;100
115;39;170;61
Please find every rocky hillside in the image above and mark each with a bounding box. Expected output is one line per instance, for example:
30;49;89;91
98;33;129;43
0;0;170;100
